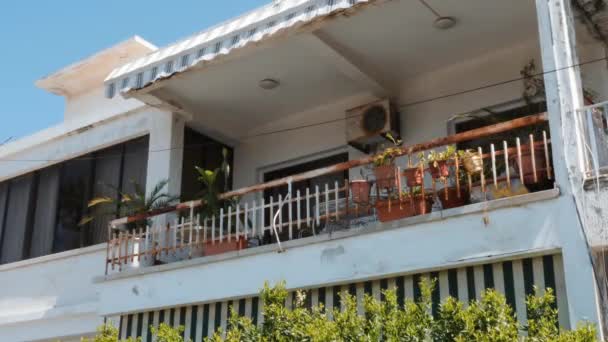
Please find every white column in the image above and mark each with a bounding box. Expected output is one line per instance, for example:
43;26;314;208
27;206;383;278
536;0;604;334
146;111;185;200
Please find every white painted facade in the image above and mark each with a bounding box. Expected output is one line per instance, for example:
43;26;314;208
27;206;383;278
1;1;608;341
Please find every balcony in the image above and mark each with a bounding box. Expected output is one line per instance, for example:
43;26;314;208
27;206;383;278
105;113;555;275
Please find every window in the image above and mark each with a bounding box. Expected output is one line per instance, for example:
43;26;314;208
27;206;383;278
0;136;149;264
262;153;349;241
180;128;233;202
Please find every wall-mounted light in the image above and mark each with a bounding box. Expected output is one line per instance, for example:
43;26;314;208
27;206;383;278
259;78;280;90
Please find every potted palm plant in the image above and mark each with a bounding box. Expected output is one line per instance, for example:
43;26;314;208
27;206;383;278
196;149;248;256
80;179;179;231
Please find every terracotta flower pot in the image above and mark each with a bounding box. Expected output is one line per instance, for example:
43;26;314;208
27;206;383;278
403;168;424;187
437;187;470;209
374;165;397;189
204;237;247;256
411;194;433;215
514;146;548;185
428;160;449;179
350;180;371;204
376;199;416;222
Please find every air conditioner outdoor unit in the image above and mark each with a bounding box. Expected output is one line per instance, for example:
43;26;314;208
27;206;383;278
345;99;400;153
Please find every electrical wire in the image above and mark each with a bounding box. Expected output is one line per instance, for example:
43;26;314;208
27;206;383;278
0;55;607;163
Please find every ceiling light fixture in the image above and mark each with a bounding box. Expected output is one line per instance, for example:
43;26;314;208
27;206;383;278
418;0;457;30
433;16;456;30
259;78;280;90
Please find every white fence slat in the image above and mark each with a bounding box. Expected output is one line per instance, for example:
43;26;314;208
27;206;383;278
219;208;224;242
212;215;216;244
296;190;301;230
530;134;537;183
244;202;249;237
315;185;320;227
228;206;232;242
503;141;510;188
334;181;340;220
236;204;240;239
491;144;497;189
543;130;551;179
269;196;274;235
306;187;311;227
478;147;485;192
516;137;524;183
278;194;283;232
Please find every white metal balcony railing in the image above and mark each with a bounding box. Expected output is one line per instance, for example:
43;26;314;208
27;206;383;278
105;114;554;274
577;101;608;179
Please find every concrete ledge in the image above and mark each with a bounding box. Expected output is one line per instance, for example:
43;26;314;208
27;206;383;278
0;243;106;272
96;188;560;284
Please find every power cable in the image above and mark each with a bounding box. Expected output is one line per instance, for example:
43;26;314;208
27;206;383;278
0;55;606;163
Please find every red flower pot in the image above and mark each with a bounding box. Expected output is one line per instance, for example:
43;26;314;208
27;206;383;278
376;199;415;222
437;187;470;209
428;160;449;179
350;180;371;204
403;168;424;187
374;165;397;189
204;237;247;256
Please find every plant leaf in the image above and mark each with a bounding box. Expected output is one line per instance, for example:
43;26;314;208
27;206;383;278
88;197;114;208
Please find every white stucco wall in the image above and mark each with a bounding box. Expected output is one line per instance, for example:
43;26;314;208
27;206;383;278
95;192;598;328
64;86;145;123
0;245;106;342
233;39;544;191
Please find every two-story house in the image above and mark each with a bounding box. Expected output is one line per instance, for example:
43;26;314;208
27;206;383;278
2;0;608;341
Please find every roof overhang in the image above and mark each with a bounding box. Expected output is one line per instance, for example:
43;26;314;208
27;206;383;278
37;36;157;97
103;0;376;99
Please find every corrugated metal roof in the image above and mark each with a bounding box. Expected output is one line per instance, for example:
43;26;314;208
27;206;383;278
104;0;370;98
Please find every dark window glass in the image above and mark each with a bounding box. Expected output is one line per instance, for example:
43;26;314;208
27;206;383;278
29;166;60;257
89;145;124;244
1;174;36;263
454;101;549;150
181;128;233;202
53;159;94;253
0;183;9;251
0;136;150;263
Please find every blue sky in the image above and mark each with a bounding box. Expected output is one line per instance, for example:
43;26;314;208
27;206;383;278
0;0;268;142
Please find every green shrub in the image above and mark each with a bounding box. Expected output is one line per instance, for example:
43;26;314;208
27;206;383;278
85;280;598;341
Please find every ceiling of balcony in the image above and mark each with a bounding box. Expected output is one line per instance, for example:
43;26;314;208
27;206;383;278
142;0;540;143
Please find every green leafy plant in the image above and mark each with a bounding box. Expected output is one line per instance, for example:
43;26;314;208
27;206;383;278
427;145;457;165
150;323;188;342
80;179;179;230
84;280;598;342
81;323;140;342
373;132;403;167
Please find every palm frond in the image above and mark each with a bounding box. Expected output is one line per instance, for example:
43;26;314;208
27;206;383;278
78;216;95;226
88;197;115;208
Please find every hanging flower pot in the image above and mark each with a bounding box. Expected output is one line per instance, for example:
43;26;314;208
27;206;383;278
374;165;397;189
428;160;449;179
460;152;483;174
403;167;424;187
350;180;371;204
